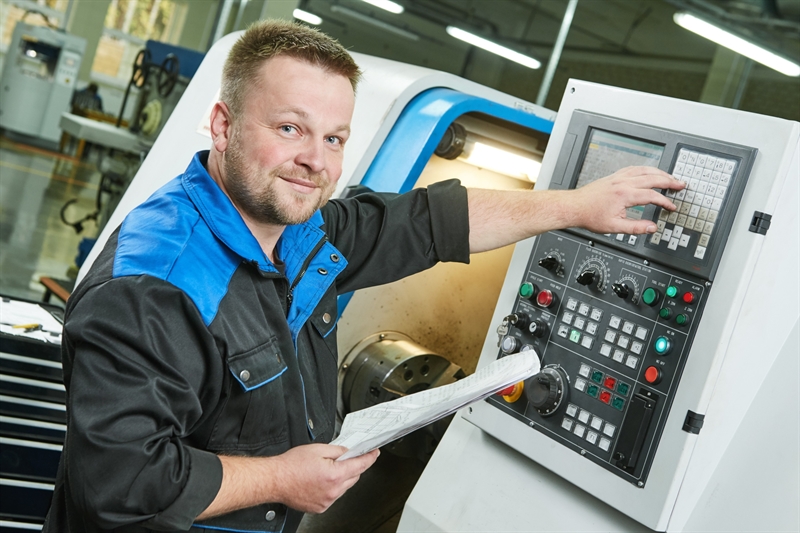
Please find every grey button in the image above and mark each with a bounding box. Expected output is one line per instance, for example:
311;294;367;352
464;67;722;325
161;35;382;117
330;253;340;263
239;370;250;382
308;418;314;430
322;312;331;324
265;510;276;521
318;268;328;275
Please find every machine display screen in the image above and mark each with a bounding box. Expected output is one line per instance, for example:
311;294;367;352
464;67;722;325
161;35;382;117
574;130;665;220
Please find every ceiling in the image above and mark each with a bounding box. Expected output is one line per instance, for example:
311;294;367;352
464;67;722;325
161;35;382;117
298;0;800;78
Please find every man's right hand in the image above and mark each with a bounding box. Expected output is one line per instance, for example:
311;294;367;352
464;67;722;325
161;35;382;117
272;444;380;514
197;444;379;520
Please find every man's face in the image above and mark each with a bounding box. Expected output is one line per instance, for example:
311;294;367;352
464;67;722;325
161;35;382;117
222;55;355;226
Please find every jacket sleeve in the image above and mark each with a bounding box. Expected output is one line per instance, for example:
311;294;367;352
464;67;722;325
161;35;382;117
61;275;223;531
321;178;470;293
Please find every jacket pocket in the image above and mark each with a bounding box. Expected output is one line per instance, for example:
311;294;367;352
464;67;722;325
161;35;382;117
208;338;291;451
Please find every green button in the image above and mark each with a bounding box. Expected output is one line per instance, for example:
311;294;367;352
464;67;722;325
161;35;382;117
587;385;599;398
676;314;688;326
642;287;660;306
617;382;630;396
591;370;604;384
519;282;535;299
659;307;672;319
569;330;581;343
666;286;678;298
654;336;672;355
612;397;626;411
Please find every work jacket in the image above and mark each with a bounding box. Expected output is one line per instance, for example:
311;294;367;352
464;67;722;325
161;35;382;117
43;151;470;533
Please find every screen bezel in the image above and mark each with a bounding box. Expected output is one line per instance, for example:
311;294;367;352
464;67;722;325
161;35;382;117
547;111;757;281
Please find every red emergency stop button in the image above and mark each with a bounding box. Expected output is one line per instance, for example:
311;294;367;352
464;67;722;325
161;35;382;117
682;291;696;304
498;385;516;396
536;289;555;308
644;366;662;385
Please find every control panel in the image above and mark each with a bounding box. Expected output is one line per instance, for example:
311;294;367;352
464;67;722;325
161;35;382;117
484;111;757;486
489;231;706;485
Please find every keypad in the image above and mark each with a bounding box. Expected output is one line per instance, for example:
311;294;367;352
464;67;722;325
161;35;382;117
561;402;619;454
654;148;736;260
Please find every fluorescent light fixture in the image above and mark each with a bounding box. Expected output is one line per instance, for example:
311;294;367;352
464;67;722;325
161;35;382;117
674;12;800;77
360;0;404;14
446;26;541;69
461;141;542;182
293;8;322;25
330;5;419;40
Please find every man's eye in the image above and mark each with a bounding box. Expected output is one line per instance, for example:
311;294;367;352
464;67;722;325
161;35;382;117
326;136;341;145
280;125;296;133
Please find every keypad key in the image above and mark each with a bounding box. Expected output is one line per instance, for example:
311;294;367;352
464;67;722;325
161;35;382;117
599;344;612;357
575;378;587;391
586;431;599;445
706;184;717;196
609;316;622;329
574;317;586;330
658;209;669;221
635;326;648;340
724;159;735;173
705;155;717;169
687;151;698;164
590;308;603;321
710;171;721;183
574;424;586;438
625;355;639;369
677;214;687;226
562;312;574;324
558;324;569;338
668;237;679;250
650;233;662;245
694;221;705;233
578;409;591;423
697;181;708;194
586;321;598;335
714;158;725;171
699;233;710;247
678;150;689;163
605;330;617;343
707;210;719;223
590;416;603;430
701;168;712;180
566;403;578;416
696;154;707;167
673;226;684;239
657;220;667;232
566;298;578;311
612;350;625;363
679;203;691;215
698;207;709;220
692;166;704;179
689;178;699;191
703;222;715;235
692;193;704;206
668;210;679;224
720;173;731;186
617;336;630;349
603;423;616;437
711;197;722;210
631;341;643;355
578;303;590;316
685;218;696;231
688;204;700;218
674;162;685;174
599;437;611;451
684;191;695;203
676;189;686;201
694;246;707;259
702;195;714;208
715;185;727;198
679;234;690;247
662;228;673;242
622;321;635;334
562;418;574;431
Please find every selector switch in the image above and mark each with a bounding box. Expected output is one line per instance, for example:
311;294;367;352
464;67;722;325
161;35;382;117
508;313;530;330
538;255;561;272
528;319;548;338
612;282;631;300
576;269;598;287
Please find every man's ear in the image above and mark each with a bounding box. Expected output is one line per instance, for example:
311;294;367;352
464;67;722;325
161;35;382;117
209;101;232;153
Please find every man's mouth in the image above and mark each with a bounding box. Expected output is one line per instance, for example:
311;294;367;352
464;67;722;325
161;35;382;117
281;175;319;194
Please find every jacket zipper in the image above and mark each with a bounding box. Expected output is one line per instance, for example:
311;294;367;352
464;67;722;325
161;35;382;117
286;235;328;309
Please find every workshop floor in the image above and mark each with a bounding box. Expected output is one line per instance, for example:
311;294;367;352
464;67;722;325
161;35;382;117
0;135;101;304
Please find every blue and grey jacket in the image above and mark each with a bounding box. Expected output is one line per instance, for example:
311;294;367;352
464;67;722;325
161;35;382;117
44;151;469;533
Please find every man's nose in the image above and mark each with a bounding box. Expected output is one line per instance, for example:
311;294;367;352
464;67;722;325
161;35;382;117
295;138;326;174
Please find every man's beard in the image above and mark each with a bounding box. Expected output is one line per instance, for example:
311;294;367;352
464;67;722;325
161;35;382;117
223;137;335;226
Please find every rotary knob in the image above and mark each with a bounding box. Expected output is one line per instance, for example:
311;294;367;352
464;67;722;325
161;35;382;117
612;282;631;300
538;255;560;272
528;319;548;338
508;313;529;330
524;365;569;416
576;268;598;287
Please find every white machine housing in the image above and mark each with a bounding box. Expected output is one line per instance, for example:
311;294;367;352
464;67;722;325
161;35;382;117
79;31;554;280
400;80;799;532
0;22;85;144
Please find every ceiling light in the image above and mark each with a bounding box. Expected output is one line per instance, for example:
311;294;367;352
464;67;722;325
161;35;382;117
446;26;541;69
360;0;404;14
293;9;322;25
331;5;419;40
674;12;800;77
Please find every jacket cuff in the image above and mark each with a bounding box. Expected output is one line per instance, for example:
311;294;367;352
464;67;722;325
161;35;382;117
142;448;223;530
427;179;470;264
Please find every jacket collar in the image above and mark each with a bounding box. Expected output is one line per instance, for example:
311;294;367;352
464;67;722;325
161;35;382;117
181;151;327;280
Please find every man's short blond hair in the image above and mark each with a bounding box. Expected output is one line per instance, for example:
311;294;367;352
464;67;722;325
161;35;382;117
221;19;361;119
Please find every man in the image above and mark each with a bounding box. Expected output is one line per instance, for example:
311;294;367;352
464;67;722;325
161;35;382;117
44;20;683;533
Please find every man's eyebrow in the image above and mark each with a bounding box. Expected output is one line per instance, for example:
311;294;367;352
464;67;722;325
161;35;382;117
272;107;350;133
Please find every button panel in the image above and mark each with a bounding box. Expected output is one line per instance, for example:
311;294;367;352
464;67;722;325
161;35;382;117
487;229;708;487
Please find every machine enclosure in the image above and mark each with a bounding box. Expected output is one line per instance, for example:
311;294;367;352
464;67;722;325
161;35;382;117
400;80;799;532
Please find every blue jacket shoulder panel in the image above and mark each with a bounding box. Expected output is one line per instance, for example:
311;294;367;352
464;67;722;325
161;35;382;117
113;176;241;326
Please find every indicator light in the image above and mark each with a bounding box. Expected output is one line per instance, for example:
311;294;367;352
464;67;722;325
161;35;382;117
536;289;555;308
587;385;599;398
666;286;678;298
642;287;661;306
612;397;626;411
644;366;662;384
682;291;696;304
654;336;672;355
659;307;672;319
675;314;688;326
603;376;617;390
599;390;612;404
519;282;535;299
617;382;630;396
